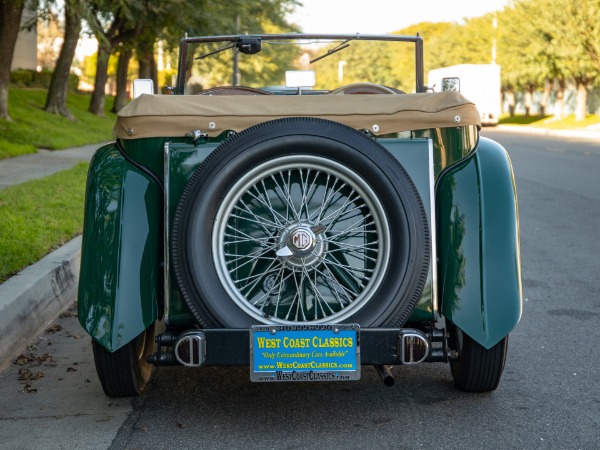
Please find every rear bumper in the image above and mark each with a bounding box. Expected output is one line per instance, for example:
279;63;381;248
148;327;451;367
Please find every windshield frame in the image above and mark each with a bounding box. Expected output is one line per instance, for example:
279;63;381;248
175;33;425;95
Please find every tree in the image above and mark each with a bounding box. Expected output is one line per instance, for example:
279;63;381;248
398;22;455;91
0;0;27;120
136;38;157;89
496;5;544;116
86;0;140;115
555;0;600;120
44;0;83;119
111;45;132;112
37;8;62;69
90;0;192;113
87;0;299;112
148;0;300;94
113;0;188;110
427;16;495;70
506;0;600;120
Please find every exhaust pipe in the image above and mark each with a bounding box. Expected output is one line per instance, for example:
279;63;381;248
374;364;395;387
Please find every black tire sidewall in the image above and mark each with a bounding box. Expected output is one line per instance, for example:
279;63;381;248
92;324;155;397
448;323;508;392
172;118;429;328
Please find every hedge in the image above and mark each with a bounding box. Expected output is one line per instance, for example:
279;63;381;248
10;69;79;92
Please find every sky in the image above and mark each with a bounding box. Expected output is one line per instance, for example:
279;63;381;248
75;0;510;60
288;0;510;34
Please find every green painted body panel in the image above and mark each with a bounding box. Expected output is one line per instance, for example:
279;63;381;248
437;137;522;349
382;139;435;322
120;137;167;181
79;125;519;351
164;138;437;325
165;142;220;326
78;143;162;352
414;124;478;179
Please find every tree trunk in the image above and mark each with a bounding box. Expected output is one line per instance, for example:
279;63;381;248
44;0;81;119
574;79;587;121
138;54;151;80
150;54;158;93
87;11;141;115
0;0;26;121
185;50;195;93
540;80;550;117
88;41;111;115
506;87;515;117
137;39;158;93
112;47;132;113
524;85;533;117
554;79;565;120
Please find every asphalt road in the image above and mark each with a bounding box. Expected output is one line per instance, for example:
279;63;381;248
1;129;599;449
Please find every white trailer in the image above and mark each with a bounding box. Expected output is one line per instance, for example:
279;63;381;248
428;64;501;126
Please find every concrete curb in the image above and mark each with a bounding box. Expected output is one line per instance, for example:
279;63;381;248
0;236;81;372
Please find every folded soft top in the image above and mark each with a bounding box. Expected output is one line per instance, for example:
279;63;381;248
114;91;481;139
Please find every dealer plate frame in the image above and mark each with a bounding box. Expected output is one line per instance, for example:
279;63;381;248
250;324;361;382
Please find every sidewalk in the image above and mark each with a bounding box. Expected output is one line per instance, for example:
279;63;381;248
0;143;100;371
0;143;98;190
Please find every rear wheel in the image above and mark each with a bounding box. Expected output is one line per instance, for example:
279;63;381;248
92;324;155;397
449;323;508;392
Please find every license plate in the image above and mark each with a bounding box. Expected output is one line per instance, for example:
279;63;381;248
250;324;360;382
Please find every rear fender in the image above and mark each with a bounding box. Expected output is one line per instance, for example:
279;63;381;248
437;137;522;349
78;143;162;352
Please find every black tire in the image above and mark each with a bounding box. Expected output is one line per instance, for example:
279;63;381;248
449;323;508;392
172;117;430;328
92;324;155;397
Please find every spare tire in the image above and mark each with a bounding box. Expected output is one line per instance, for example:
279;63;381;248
172;118;429;328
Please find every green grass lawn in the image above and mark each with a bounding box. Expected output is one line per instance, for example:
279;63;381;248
0;163;88;282
499;113;600;129
0;88;116;159
0;88;118;281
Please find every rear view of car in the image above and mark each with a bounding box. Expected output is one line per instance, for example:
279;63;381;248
78;34;522;397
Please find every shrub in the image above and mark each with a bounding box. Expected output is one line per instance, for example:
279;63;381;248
9;69;79;92
9;69;34;87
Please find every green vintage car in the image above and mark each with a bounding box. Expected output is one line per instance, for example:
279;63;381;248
78;34;522;397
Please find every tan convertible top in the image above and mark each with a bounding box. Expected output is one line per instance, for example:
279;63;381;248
114;91;481;139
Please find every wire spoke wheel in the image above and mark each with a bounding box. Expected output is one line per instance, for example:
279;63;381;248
214;155;389;323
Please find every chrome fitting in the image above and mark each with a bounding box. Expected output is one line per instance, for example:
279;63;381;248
174;331;207;367
398;329;429;364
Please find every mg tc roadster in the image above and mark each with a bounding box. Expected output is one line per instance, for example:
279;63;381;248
78;34;522;397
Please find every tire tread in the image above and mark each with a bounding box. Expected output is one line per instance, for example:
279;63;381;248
92;327;154;398
451;330;508;392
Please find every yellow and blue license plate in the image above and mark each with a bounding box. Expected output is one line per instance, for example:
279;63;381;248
250;324;360;382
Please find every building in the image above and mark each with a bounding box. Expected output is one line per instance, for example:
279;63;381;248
11;8;37;71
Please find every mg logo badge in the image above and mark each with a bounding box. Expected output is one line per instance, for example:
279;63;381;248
292;229;312;250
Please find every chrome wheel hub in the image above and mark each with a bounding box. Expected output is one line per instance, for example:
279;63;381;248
277;223;327;268
289;225;314;253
